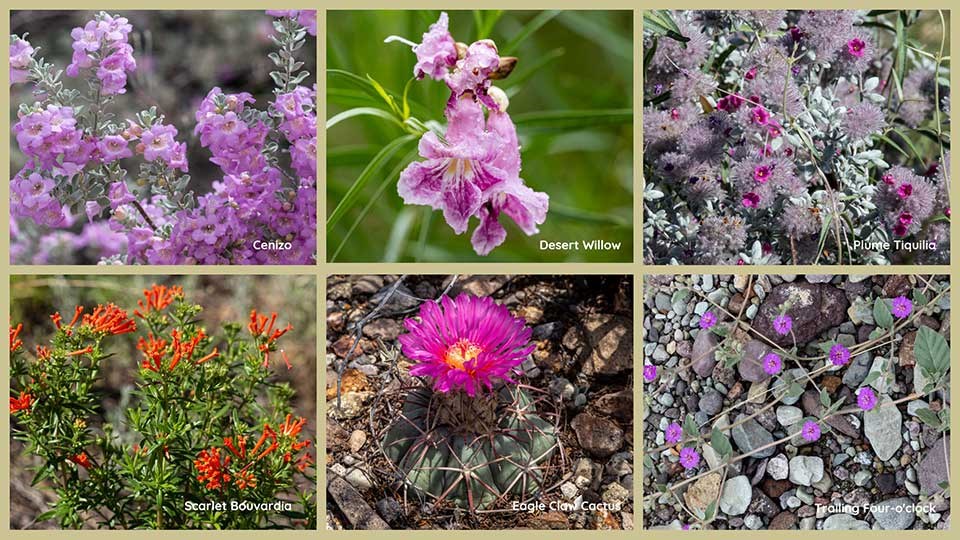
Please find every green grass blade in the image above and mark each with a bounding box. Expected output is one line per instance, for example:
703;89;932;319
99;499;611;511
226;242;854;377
501;10;562;56
326;107;403;130
385;207;417;262
327;134;418;230
559;12;632;61
511;108;633;131
550;202;629;227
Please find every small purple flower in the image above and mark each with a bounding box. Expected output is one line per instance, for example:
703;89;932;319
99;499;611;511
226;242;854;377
829;343;851;366
679;447;700;470
9;36;34;84
643;364;658;382
857;387;877;411
665;422;682;444
742;192;760;208
801;420;821;442
699;311;717;329
847;38;866;57
773;314;793;336
897;183;913;199
763;353;782;375
753;165;771;183
410;12;457;81
891;296;913;319
751;106;770;125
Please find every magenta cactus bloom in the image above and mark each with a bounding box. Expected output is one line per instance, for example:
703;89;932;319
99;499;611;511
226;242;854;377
699;311;717;329
772;314;793;336
665;422;683;444
742;192;760;208
643;364;658;382
891;296;913;318
897;183;913;199
857;387;877;411
398;293;535;396
762;352;783;375
829;343;851;366
801;420;821;441
753;165;771;183
679;447;700;469
751;105;770;125
847;38;867;57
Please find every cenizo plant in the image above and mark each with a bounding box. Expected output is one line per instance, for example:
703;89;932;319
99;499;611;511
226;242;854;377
643;10;950;265
9;10;317;265
10;284;316;529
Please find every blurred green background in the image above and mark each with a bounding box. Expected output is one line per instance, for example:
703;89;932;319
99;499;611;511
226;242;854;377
327;10;634;262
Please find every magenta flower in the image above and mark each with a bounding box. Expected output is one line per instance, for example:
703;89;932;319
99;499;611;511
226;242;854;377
762;352;782;375
742;192;760;208
665;422;683;444
699;311;717;329
891;296;913;318
398;95;547;255
800;420;821;442
412;12;457;80
898;212;913;227
773;314;793;336
643;364;658;382
753;165;771;183
751;106;770;125
882;173;896;185
397;293;534;396
679;447;700;470
847;38;867;57
97;135;133;163
857;387;877;411
897;183;913;199
717;94;743;112
829;343;851;366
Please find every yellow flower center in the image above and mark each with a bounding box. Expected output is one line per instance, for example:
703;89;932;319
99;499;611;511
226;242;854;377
443;339;482;370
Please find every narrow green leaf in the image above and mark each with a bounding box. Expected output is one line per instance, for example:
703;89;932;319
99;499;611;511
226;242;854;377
326;107;402;130
915;407;942;429
366;74;401;117
502;10;561;56
327;134;417;230
511;108;632;131
863;371;882;386
711;427;732;458
819;389;831;408
895;15;907;93
703;500;717;522
682;414;698;439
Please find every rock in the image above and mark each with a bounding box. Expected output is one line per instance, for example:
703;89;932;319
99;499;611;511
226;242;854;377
882;275;912;297
702;275;715;292
738;340;774;382
744;514;762;529
527;511;570;529
872;497;916;530
806;275;834;283
788;456;824;486
719;476;752;516
654;293;672;312
822;514;869;530
776;406;803;427
684;472;721;514
327;391;374;420
731;414;775;458
864;397;903;461
753;283;849;346
369;282;420;311
580;314;632;376
842;353;874;387
361;318;403;341
769;511;798;529
748;489;778;518
918;436;950;495
761;478;793;499
571;413;623;458
699;390;724;416
594;389;633;422
345;468;373;491
875;473;898;495
348;430;367;453
691;330;718;378
376;497;403;525
852;470;871;486
768;454;789;480
328;477;390;529
601;482;630;507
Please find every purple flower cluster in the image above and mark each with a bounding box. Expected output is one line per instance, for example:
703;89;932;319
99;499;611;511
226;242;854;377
644;10;951;265
9;35;34;84
393;12;548;255
66;13;136;95
10;11;317;265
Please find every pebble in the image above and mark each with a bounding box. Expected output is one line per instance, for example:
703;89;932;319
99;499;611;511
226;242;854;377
864;396;903;461
776;406;803;427
822;514;869;530
698;390;723;415
872;497;917;530
348;430;367;453
788;456;824;486
731;414;776;458
719;476;752;516
852;470;871;487
767;454;789;480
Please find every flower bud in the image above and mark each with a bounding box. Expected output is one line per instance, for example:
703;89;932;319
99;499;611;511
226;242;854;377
489;56;517;80
487;86;509;112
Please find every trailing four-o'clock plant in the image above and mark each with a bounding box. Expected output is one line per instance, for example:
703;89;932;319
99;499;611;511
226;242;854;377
10;284;315;529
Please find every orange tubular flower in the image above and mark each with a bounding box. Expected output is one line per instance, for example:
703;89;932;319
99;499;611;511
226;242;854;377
195;447;231;490
65;346;94;357
69;452;93;469
248;309;293;368
36;346;51;361
9;391;33;414
224;435;248;460
10;324;23;352
234;467;257;490
251;424;279;461
134;284;183;318
137;333;169;372
83;304;136;336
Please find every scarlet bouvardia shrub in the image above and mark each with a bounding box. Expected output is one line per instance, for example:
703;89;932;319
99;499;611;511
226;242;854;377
9;284;315;529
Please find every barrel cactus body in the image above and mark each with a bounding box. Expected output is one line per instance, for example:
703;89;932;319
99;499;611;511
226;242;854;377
383;385;558;510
